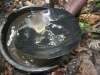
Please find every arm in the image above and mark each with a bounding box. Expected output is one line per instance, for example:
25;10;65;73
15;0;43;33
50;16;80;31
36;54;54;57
64;0;88;16
49;0;55;8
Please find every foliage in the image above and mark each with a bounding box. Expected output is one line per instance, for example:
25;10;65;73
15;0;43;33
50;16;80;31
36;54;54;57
94;0;100;7
79;22;90;34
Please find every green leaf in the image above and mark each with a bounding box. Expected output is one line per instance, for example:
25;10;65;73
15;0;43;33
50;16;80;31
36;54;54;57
79;22;90;29
97;3;100;7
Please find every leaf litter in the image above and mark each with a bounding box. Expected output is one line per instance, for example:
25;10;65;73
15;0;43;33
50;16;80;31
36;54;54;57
0;0;100;75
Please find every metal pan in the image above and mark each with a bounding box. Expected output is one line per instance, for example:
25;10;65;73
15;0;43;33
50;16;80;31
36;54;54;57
1;6;82;59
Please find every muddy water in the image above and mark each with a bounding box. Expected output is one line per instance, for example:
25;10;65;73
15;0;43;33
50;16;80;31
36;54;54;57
6;12;62;67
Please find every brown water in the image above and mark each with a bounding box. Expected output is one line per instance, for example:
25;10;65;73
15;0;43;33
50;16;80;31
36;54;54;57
6;11;66;67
